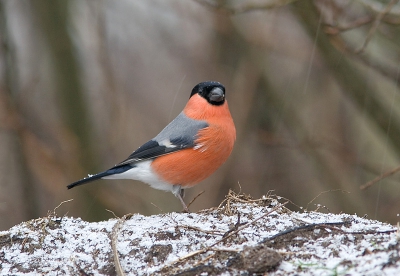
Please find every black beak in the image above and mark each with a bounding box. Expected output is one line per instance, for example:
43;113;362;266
209;87;224;103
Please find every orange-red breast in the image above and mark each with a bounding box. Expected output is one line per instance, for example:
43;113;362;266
67;81;236;211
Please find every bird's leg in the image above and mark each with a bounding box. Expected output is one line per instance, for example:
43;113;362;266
173;185;190;213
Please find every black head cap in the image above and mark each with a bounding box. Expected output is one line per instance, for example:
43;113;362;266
190;81;226;106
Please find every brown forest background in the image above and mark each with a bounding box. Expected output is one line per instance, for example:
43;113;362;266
1;0;400;230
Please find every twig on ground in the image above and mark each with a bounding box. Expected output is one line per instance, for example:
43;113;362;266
112;214;133;276
261;221;353;243
306;190;349;211
150;202;164;213
180;225;224;236
53;199;73;214
223;213;246;238
169;201;288;265
187;190;205;209
105;209;119;219
261;219;396;244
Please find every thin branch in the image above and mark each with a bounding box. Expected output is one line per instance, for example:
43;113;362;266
357;0;399;53
324;16;373;34
327;33;400;89
357;0;400;16
193;0;297;14
360;165;400;190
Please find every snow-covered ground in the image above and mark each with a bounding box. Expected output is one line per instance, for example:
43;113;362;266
1;192;399;275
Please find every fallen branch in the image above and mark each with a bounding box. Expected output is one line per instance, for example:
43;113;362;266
168;201;288;266
112;214;133;276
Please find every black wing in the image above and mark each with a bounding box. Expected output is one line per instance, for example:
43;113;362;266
115;136;194;167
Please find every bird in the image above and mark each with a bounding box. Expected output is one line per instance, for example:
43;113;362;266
67;81;236;212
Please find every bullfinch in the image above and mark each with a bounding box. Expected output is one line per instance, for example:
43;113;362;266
67;81;236;211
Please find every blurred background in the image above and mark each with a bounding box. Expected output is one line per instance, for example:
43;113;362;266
1;0;400;230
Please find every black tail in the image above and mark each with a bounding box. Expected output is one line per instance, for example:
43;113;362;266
67;164;133;189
